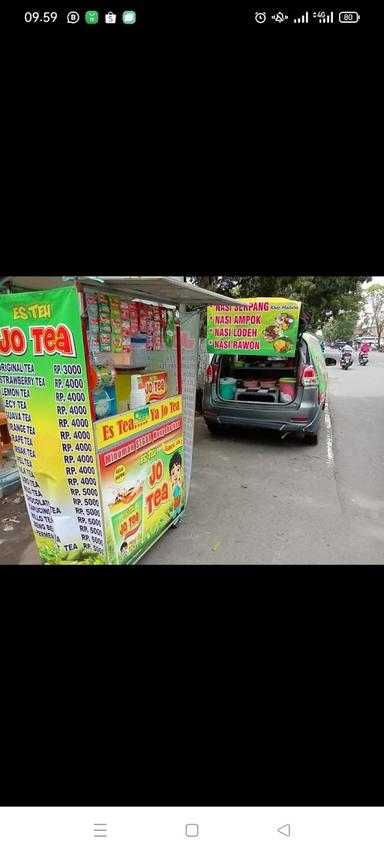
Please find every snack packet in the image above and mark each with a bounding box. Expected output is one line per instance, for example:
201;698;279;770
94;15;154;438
139;304;148;333
120;300;130;321
98;294;110;307
128;302;139;334
100;332;112;352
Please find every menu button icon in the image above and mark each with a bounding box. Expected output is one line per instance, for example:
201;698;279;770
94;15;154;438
93;823;107;838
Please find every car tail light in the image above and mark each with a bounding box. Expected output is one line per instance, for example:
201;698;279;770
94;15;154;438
207;363;218;384
291;417;308;422
301;365;318;387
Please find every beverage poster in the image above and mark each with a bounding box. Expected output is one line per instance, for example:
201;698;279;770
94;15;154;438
0;286;105;565
95;396;184;564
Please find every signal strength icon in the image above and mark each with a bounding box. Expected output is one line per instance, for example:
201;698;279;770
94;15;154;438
294;12;309;22
313;10;334;22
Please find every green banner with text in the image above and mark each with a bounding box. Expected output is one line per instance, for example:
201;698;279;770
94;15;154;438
0;286;106;565
207;297;301;357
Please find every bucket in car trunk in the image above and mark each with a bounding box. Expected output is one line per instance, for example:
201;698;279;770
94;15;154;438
279;377;296;402
219;377;236;400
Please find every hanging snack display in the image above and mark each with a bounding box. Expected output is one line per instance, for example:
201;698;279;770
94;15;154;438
165;310;175;348
146;304;154;351
159;307;167;349
89;296;174;359
129;302;139;335
120;300;131;355
98;293;112;352
153;306;162;350
139;303;148;334
85;290;101;356
110;296;123;354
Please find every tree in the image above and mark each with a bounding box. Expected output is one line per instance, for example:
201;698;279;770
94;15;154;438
323;310;359;344
192;276;368;332
357;312;373;336
366;284;384;349
293;277;367;330
195;276;220;292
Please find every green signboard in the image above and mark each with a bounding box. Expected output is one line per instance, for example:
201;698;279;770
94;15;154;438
207;298;302;357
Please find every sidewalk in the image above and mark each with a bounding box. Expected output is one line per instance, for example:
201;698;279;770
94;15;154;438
0;485;40;565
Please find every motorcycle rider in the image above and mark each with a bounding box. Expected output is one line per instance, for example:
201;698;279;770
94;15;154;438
340;342;353;365
358;340;370;364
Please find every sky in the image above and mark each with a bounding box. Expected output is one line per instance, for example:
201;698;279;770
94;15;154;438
366;276;384;286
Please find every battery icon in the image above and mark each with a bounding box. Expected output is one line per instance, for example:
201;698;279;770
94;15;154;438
339;11;360;22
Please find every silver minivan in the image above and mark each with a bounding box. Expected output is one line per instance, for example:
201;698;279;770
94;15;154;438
203;332;335;445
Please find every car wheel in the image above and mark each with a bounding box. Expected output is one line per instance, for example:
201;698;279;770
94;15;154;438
205;421;222;436
304;432;318;445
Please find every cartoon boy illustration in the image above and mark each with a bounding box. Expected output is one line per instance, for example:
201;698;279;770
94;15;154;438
169;451;183;519
120;541;129;562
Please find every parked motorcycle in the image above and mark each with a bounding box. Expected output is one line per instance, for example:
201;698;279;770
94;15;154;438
340;352;353;370
358;352;369;366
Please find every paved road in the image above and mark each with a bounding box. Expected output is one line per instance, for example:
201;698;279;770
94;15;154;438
323;348;384;564
9;350;384;566
141;348;384;565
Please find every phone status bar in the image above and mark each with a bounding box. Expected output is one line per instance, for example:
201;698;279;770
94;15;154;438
1;4;368;31
253;9;361;24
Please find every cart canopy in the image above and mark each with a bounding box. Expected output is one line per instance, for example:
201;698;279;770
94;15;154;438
7;277;243;307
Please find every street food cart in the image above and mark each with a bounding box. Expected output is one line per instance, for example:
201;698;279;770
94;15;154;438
0;277;240;565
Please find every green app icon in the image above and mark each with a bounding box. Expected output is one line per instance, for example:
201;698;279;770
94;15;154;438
122;10;136;23
85;10;99;23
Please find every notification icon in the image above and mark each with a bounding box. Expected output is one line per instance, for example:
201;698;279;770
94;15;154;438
85;10;99;23
122;10;136;23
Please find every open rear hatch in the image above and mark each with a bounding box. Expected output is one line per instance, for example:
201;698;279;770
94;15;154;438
217;352;304;405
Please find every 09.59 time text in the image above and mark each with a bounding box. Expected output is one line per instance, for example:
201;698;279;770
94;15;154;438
24;11;58;22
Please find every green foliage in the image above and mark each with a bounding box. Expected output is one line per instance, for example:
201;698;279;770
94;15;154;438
366;284;384;345
323;311;359;343
297;277;366;330
193;276;368;333
39;543;105;565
